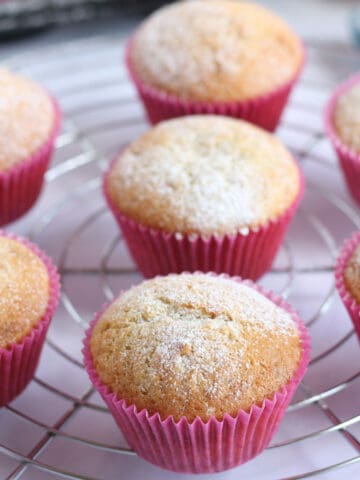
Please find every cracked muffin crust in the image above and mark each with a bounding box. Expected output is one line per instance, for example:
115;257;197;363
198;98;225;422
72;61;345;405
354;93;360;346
130;0;303;102
90;273;302;421
107;115;301;236
0;236;50;349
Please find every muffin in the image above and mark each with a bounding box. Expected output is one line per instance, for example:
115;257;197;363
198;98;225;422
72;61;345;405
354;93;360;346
0;68;61;226
104;115;303;280
335;231;360;341
126;0;305;130
0;232;60;406
324;73;360;206
84;273;310;473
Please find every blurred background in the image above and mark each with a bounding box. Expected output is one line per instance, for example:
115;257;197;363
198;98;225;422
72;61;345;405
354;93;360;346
0;0;359;55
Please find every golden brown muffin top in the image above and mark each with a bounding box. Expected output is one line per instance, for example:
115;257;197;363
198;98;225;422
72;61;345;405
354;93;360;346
0;237;50;349
344;244;360;303
0;68;55;172
90;273;301;422
130;0;303;102
107;116;301;236
334;83;360;154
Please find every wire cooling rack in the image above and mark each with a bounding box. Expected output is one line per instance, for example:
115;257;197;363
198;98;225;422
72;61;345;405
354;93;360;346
0;35;360;480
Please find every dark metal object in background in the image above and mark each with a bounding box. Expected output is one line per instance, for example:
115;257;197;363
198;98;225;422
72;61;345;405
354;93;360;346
0;0;168;36
350;6;360;47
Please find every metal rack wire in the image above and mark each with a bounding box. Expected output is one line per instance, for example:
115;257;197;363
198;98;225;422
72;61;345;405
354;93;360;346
0;35;360;479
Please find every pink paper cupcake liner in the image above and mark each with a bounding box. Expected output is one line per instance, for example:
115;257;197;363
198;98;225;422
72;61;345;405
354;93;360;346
125;37;305;131
104;160;304;281
83;275;311;474
324;73;360;206
0;232;60;406
335;231;360;341
0;98;61;226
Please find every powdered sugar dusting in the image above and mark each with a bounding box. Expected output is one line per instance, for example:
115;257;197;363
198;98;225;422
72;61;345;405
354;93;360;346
131;0;303;101
335;83;360;154
0;237;50;348
91;273;301;421
108;115;300;236
0;68;55;171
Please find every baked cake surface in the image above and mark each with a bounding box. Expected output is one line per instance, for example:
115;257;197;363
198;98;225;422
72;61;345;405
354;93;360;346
0;236;50;349
0;69;55;172
344;244;360;303
334;83;360;154
107;115;301;236
90;273;301;421
130;0;303;102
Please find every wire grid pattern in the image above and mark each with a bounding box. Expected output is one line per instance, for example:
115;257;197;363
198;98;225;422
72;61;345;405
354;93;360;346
0;36;360;480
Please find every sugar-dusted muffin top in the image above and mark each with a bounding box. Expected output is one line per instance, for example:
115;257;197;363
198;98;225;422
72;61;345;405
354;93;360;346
130;0;303;102
344;244;360;303
90;273;301;421
0;69;55;172
107;115;301;236
0;237;50;349
334;83;360;154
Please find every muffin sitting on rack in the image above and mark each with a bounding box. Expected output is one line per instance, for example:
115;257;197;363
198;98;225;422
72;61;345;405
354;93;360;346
104;115;303;280
335;231;360;342
0;69;60;226
84;272;310;473
325;73;360;206
0;232;60;406
126;0;304;129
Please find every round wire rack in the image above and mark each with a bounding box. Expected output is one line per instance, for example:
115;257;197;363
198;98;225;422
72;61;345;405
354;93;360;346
0;35;360;480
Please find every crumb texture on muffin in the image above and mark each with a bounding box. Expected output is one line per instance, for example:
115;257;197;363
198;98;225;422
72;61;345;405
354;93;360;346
130;0;303;102
0;69;55;172
107;115;300;236
334;83;360;154
344;244;360;303
90;273;301;421
0;237;50;349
